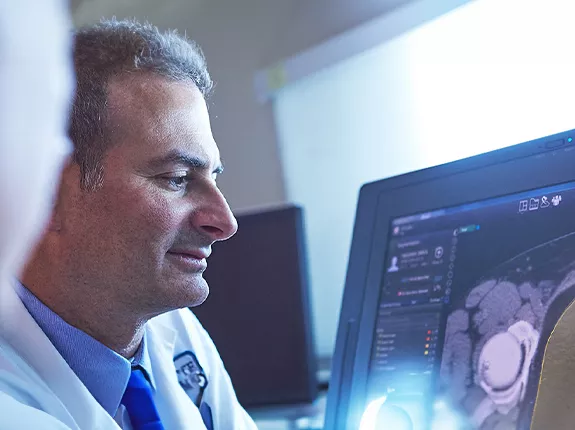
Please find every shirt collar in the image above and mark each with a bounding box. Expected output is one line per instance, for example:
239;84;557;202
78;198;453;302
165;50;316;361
132;329;156;390
16;282;155;415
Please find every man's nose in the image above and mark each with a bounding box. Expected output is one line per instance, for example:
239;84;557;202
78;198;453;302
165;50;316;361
193;185;238;242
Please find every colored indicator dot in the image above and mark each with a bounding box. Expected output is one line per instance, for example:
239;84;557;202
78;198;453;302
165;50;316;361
424;351;429;355
568;137;573;143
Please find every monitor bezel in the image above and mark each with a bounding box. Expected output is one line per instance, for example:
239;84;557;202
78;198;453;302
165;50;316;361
325;128;575;429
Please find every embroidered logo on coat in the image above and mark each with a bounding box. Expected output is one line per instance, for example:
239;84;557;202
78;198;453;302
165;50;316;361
174;351;208;407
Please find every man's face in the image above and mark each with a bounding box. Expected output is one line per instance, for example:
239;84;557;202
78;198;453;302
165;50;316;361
59;75;237;314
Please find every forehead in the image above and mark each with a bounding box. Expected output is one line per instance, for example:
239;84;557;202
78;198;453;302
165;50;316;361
106;74;220;168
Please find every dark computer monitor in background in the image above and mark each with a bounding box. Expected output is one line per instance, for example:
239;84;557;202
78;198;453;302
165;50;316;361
194;205;318;408
325;129;575;430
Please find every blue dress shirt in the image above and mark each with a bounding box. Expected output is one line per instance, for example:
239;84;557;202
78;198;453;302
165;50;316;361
16;282;155;417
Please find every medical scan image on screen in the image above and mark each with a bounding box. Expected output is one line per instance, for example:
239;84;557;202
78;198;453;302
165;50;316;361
366;181;575;430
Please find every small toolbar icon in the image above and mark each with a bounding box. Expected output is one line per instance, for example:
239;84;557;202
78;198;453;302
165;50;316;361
541;196;551;208
552;195;562;206
529;198;540;211
434;247;444;259
519;200;528;213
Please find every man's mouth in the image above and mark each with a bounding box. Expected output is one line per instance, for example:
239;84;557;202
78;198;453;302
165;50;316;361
168;249;210;259
166;249;210;272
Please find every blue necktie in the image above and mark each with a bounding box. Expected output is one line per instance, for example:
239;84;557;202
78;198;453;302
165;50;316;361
121;368;165;430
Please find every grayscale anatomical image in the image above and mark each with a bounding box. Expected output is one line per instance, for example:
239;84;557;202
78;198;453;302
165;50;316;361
439;233;575;430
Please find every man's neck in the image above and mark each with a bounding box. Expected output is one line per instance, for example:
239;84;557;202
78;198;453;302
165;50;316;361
21;270;147;359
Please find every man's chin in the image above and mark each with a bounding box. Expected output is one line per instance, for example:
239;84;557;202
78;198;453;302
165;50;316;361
177;276;210;308
189;281;209;307
154;273;210;311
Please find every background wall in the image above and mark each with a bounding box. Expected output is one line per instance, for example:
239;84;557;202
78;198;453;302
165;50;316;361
272;0;575;357
72;0;416;212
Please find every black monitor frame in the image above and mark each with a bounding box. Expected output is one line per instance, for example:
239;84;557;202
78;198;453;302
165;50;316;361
324;129;575;429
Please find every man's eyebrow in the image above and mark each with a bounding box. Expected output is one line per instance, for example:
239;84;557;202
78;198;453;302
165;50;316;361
146;151;224;174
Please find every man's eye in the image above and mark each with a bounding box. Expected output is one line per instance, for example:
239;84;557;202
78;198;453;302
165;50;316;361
163;175;189;190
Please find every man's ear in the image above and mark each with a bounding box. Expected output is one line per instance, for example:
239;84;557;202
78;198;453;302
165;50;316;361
48;160;80;233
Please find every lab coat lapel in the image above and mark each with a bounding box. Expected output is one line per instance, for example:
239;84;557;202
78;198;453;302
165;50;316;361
0;285;120;430
147;316;207;429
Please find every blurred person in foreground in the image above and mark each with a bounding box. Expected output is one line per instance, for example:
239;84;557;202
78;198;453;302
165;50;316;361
0;1;75;428
0;17;257;430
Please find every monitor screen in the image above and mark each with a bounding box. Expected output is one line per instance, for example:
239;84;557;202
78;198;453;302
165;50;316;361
324;129;575;430
369;181;575;429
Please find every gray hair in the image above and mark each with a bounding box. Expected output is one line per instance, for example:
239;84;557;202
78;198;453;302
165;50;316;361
69;18;213;190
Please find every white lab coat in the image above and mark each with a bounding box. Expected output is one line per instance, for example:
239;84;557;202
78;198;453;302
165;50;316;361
0;285;258;429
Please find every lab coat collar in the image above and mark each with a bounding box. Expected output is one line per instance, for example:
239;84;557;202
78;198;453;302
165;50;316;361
0;284;120;429
146;312;207;428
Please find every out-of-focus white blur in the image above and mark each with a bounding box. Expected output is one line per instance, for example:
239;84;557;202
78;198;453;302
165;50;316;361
0;1;73;288
358;395;466;430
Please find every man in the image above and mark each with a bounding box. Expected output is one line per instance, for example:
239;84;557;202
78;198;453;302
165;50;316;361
0;1;74;428
0;0;73;286
0;18;257;430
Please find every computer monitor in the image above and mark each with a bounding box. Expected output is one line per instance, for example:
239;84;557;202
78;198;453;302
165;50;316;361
325;129;575;430
194;205;317;407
